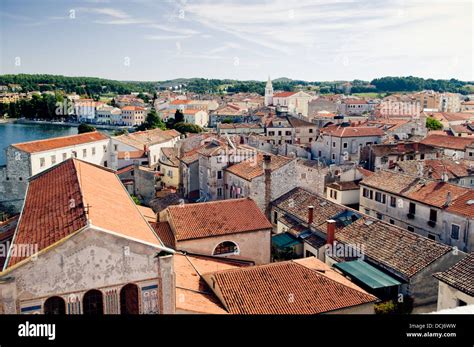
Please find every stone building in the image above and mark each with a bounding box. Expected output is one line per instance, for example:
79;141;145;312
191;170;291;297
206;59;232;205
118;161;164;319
0;158;176;314
311;126;384;165
359;170;474;252
157;198;272;265
0;132;110;213
270;187;466;309
224;153;296;214
434;253;474;311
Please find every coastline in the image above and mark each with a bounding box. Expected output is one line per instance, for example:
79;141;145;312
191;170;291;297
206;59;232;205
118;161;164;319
13;118;132;131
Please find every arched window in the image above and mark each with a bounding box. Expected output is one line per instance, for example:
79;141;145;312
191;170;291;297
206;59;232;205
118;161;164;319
83;289;104;315
44;296;66;315
213;241;239;256
120;284;139;314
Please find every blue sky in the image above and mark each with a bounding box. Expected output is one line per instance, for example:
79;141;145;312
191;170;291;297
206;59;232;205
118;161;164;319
0;0;472;82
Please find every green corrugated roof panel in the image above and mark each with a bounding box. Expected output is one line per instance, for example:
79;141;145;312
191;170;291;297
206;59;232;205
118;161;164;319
334;260;402;289
272;233;301;248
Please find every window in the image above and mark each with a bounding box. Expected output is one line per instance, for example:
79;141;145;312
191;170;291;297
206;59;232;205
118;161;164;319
44;296;66;315
375;192;386;203
217;187;223;197
390;196;396;208
114;144;118;151
407;226;414;232
217;156;222;163
92;147;96;156
309;129;313;133
286;131;292;136
343;142;348;149
409;202;416;215
376;213;383;220
168;170;173;178
83;290;104;315
364;208;370;215
451;224;460;240
332;142;336;148
389;219;395;225
332;153;336;160
40;157;45;167
273;211;278;223
213;241;239;255
103;145;107;153
217;171;223;179
62;153;67;161
428;234;436;241
429;209;437;222
51;155;56;165
363;188;369;198
83;149;87;158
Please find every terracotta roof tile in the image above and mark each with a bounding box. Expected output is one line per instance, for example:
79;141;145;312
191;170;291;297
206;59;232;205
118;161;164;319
225;153;293;181
434;253;474;296
273;91;297;98
336;217;452;278
114;128;180;150
207;259;376;314
174;254;247;314
6;159;161;268
12;131;108;153
321;126;384;138
151;222;175;248
166;198;272;241
421;134;474;151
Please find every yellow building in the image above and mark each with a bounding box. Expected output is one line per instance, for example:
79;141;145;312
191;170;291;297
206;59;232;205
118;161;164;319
159;147;180;189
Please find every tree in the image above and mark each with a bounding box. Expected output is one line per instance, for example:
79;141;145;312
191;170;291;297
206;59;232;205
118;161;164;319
78;123;96;134
222;117;233;124
113;129;128;136
173;122;203;134
426;117;443;131
137;110;166;131
174;109;184;123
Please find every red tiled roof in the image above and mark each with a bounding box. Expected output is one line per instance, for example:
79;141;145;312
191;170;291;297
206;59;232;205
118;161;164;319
165;198;272;241
12;132;108;153
273;92;296;98
121;106;145;111
6;159;161;268
225;153;293;181
7;159;88;267
206;259;376;314
170;99;190;105
421;134;474;151
117;150;146;159
151;222;175;248
434;253;474;296
321;126;384;138
446;191;474;218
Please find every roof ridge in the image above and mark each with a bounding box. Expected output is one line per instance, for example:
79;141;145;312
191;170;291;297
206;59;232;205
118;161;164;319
12;130;106;147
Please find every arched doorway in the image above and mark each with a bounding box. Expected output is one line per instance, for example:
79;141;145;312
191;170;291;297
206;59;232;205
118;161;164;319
120;283;139;314
83;289;104;315
44;296;66;315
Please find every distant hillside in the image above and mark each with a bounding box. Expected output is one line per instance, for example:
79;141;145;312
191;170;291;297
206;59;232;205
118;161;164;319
0;74;472;96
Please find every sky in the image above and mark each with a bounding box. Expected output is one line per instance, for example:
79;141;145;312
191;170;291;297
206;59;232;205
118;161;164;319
0;0;473;82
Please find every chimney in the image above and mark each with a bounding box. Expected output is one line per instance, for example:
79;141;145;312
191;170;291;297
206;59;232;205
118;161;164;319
413;142;419;152
326;219;336;245
263;155;272;219
441;171;449;182
156;251;176;314
307;206;314;226
444;191;452;207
